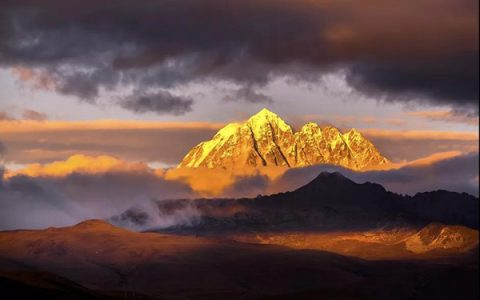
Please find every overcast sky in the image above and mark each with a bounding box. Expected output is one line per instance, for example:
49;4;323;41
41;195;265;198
0;0;478;230
0;0;478;167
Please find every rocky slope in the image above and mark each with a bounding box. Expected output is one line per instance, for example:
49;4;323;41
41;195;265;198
178;108;389;170
232;223;479;260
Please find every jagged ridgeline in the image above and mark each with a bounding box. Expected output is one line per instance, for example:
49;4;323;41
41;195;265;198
178;109;389;170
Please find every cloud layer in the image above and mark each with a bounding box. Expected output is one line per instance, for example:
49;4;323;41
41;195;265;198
0;119;477;166
120;91;194;115
270;153;479;197
21;109;48;121
0;162;194;230
1;151;477;230
1;0;477;114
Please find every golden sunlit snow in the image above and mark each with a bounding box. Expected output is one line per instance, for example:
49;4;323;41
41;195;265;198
179;108;389;170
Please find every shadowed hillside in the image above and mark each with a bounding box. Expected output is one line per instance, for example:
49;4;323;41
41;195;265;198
0;220;478;300
114;172;478;233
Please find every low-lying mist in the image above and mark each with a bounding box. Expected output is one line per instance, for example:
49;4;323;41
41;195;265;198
0;152;477;231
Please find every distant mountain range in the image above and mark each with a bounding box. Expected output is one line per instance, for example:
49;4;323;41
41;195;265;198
178;109;389;170
114;172;478;232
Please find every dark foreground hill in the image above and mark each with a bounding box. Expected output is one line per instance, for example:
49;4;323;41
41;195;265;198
0;220;478;300
114;172;479;233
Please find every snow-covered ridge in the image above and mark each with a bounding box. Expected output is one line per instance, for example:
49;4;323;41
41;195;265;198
178;108;389;170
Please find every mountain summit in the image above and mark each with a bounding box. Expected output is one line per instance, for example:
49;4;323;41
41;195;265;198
178;109;389;170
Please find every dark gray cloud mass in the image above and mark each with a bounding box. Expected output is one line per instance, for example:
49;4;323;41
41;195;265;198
347;55;479;108
223;86;273;104
0;0;477;113
0;170;194;230
120;91;194;115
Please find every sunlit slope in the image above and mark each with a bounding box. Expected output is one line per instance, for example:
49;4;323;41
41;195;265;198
179;108;389;170
232;223;479;260
0;220;478;299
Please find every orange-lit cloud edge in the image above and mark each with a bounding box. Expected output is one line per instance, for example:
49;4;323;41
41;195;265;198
3;150;474;196
2;119;478;195
2;118;477;165
0;119;224;132
1;119;477;139
0;119;478;140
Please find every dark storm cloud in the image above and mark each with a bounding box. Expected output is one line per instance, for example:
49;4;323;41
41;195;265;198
0;0;478;112
347;54;479;108
120;91;193;115
223;86;273;104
